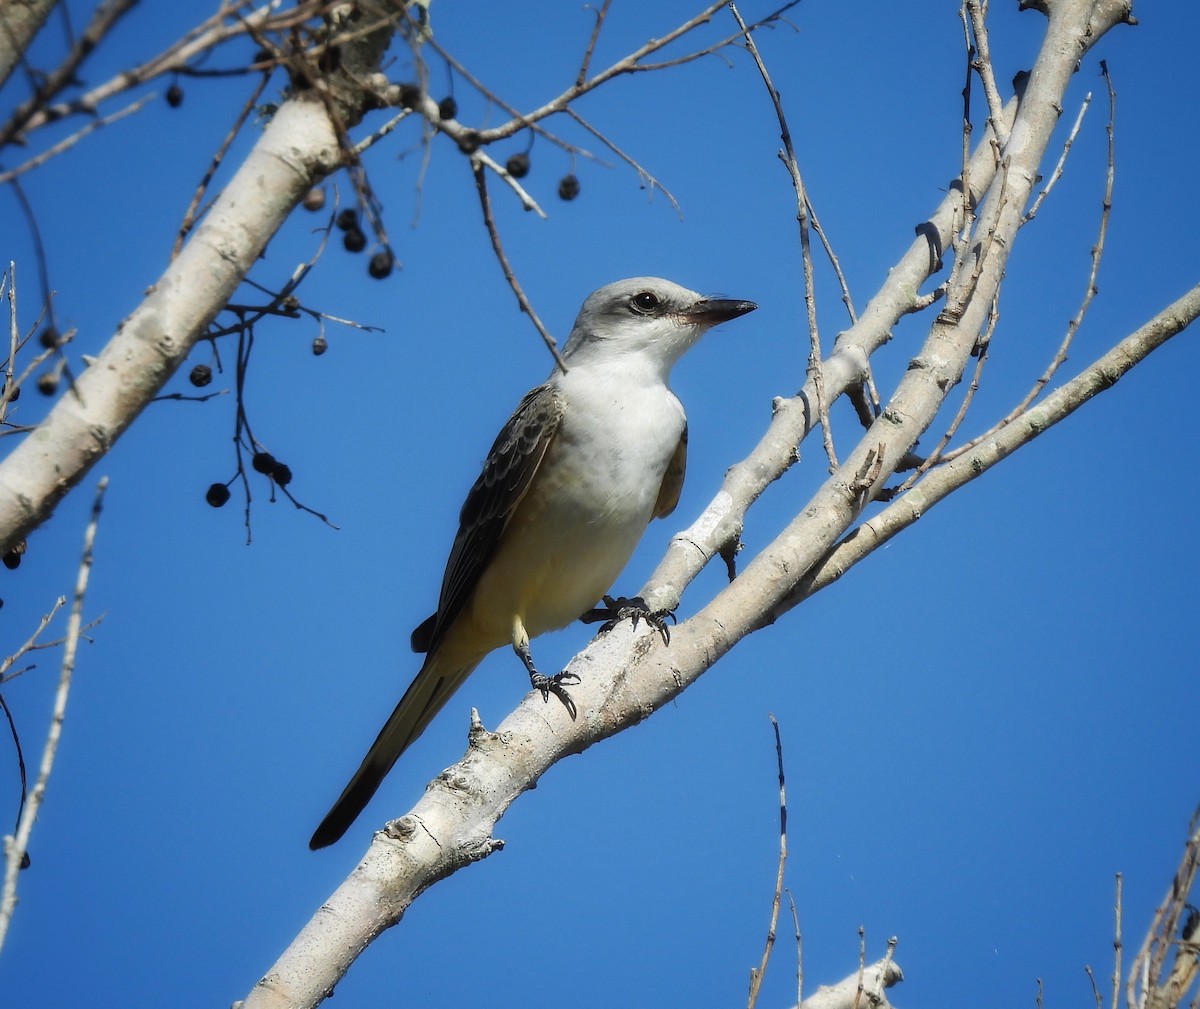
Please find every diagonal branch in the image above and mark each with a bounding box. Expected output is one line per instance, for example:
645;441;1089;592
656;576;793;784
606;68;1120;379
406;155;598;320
239;6;1141;1008
0;7;398;556
786;280;1200;613
0;477;106;951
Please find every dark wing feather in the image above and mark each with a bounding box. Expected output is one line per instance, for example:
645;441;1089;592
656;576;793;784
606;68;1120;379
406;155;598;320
652;424;687;520
411;384;565;654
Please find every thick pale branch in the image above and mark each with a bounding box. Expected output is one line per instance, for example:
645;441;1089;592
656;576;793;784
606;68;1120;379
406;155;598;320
796;959;904;1009
243;6;1142;1006
0;10;397;554
669;0;1133;670
641;94;1019;611
784;281;1200;612
0;2;342;148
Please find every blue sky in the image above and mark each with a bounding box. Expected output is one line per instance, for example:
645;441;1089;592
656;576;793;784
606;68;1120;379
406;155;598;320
2;2;1196;1007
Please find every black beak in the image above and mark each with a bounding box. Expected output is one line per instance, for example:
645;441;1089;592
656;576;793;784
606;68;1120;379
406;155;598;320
687;298;758;325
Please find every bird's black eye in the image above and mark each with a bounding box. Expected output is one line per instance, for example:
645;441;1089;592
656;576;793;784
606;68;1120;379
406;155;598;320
631;291;660;314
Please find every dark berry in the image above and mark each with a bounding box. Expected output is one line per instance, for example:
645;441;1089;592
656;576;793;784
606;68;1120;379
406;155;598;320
4;383;19;402
456;130;481;154
166;83;184;108
252;48;273;67
302;187;326;212
312;335;328;356
398;83;421;109
558;174;580;201
251;451;276;474
335;209;358;231
271;463;293;487
38;326;60;349
2;540;24;569
36;372;58;396
506;152;530;179
438;96;458;120
206;483;231;508
343;228;367;253
368;250;394;279
189;364;213;387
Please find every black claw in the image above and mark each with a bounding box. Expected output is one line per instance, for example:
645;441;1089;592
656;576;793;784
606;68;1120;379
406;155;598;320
580;594;676;644
530;671;580;719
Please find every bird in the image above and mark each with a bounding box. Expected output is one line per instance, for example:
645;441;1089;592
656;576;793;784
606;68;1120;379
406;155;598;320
310;277;757;849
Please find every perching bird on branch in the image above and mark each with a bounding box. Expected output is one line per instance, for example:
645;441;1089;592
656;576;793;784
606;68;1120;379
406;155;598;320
310;277;756;849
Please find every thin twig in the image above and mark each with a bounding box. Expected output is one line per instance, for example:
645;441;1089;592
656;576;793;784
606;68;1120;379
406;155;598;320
788;889;803;1008
942;65;1116;465
890;290;999;494
576;0;614;87
0;599;67;684
565;108;682;216
1;329;72;419
781;283;1200;617
0;478;106;951
172;74;271;259
1024;92;1091;224
470;158;568;373
433;2;801;148
474;151;547;218
965;0;1010;150
0;0;305;147
728;1;836;469
1112;873;1123;1009
0;265;16;423
948;4;979;321
0;95;153;186
747;715;787;1009
808;203;857;326
0;0;139;149
350;108;415;157
939;159;1011;326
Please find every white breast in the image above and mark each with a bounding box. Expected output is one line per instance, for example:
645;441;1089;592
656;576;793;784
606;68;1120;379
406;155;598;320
465;360;686;641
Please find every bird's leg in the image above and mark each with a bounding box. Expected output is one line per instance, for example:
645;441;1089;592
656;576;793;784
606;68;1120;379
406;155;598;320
579;594;677;645
513;617;580;719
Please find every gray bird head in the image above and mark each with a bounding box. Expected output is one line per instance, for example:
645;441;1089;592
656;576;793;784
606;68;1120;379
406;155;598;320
561;277;757;373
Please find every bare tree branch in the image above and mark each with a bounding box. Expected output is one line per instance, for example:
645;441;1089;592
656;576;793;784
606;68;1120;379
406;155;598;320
0;0;141;147
0;477;106;950
236;8;1149;1005
788;280;1200;610
471;159;567;373
1126;809;1200;1009
747;715;788;1009
729;1;837;470
792;958;903;1009
0;4;397;555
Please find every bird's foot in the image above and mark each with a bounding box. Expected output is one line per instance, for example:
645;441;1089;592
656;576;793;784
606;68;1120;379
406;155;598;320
580;594;676;645
516;637;580;718
529;670;581;719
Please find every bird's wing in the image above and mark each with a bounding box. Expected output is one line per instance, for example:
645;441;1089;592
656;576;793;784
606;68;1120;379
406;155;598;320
411;383;566;654
652;423;688;520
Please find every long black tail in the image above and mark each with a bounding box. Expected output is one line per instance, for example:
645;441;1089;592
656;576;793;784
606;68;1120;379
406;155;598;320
309;654;478;849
